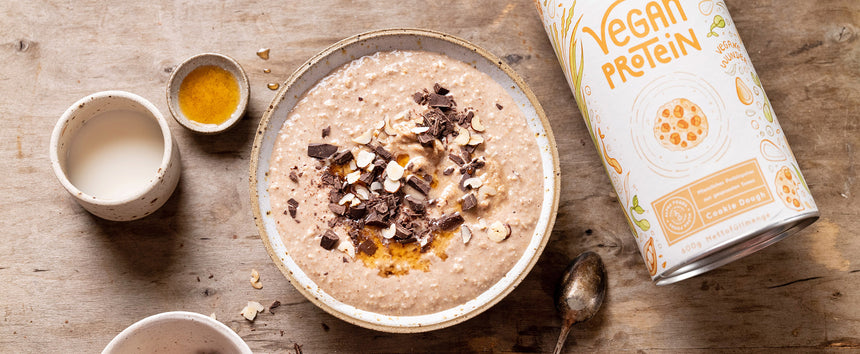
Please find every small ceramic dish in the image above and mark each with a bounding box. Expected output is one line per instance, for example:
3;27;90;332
166;53;250;134
250;29;560;332
102;311;251;354
50;90;181;221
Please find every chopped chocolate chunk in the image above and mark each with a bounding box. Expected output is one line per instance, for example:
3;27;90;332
413;90;428;105
459;173;472;191
448;153;465;166
404;195;426;214
443;166;455;175
358;239;377;256
397;237;417;244
269;300;281;314
461;193;477;211
460;146;473;161
320;230;339;250
394;224;412;239
331;150;354;165
406;175;431;195
427;93;454;110
433;83;449;95
358;172;375;185
346;204;367;219
364;212;388;227
458;110;474;126
372;144;393;161
436;212;465;231
471;157;486;169
417;132;434;145
358;96;363;101
289;171;299;183
327;218;339;228
328;203;347;216
321;172;336;186
307;143;338;159
321;126;331;138
329;189;344;203
496;103;503;110
287;198;299;218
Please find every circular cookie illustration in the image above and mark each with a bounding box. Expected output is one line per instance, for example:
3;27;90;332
644;237;658;276
654;98;709;151
775;166;804;211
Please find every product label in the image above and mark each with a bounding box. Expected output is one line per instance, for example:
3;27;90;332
535;0;818;281
653;159;772;245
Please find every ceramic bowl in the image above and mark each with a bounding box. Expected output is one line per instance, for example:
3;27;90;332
102;311;251;354
249;29;560;332
166;53;250;134
50;90;181;221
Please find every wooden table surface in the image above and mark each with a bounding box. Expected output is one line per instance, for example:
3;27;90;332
2;0;858;352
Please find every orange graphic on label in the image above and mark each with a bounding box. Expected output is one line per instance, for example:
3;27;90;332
735;77;753;105
652;159;774;245
654;98;709;151
599;128;623;174
644;237;658;276
775;166;804;211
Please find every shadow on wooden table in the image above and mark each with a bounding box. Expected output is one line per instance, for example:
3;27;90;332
88;179;186;281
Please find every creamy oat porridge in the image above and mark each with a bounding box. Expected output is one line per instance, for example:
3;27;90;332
268;50;543;316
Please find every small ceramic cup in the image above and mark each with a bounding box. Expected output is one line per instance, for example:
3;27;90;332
102;311;252;354
166;53;250;134
50;90;181;221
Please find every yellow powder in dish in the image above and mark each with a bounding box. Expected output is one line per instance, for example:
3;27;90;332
178;65;239;125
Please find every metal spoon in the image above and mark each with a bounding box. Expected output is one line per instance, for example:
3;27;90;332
553;251;607;354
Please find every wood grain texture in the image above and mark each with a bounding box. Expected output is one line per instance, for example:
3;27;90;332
0;0;858;352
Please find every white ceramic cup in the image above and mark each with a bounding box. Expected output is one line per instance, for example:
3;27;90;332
50;90;181;221
102;311;252;354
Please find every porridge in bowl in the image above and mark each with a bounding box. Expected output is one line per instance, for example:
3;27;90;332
268;50;544;316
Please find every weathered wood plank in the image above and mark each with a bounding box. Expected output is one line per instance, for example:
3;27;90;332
0;0;857;352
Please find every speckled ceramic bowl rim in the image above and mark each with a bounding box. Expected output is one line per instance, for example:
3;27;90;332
101;311;251;354
166;53;250;134
50;90;175;206
249;28;560;332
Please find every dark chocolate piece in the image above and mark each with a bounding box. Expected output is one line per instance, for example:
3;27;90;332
287;198;299;218
404;195;426;214
433;83;449;95
406;175;431;195
496;103;503;110
346;204;367;219
459;173;472;191
328;203;347;216
289;171;299;183
307;143;338;159
448;153;464;166
394;224;412;239
459;110;474;126
358;96;363;101
372;144;393;161
427;93;454;110
358;239;377;256
269;300;281;314
320;230;339;250
329;189;345;203
413;91;428;105
417;132;434;145
321;126;331;138
358;172;375;185
443;166;455;175
436;212;465;231
364;212;388;227
331;150;354;165
461;193;477;211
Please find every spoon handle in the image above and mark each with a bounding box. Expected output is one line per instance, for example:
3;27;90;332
552;322;573;354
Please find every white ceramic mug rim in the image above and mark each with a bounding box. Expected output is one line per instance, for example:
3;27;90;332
49;90;175;206
101;311;251;354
